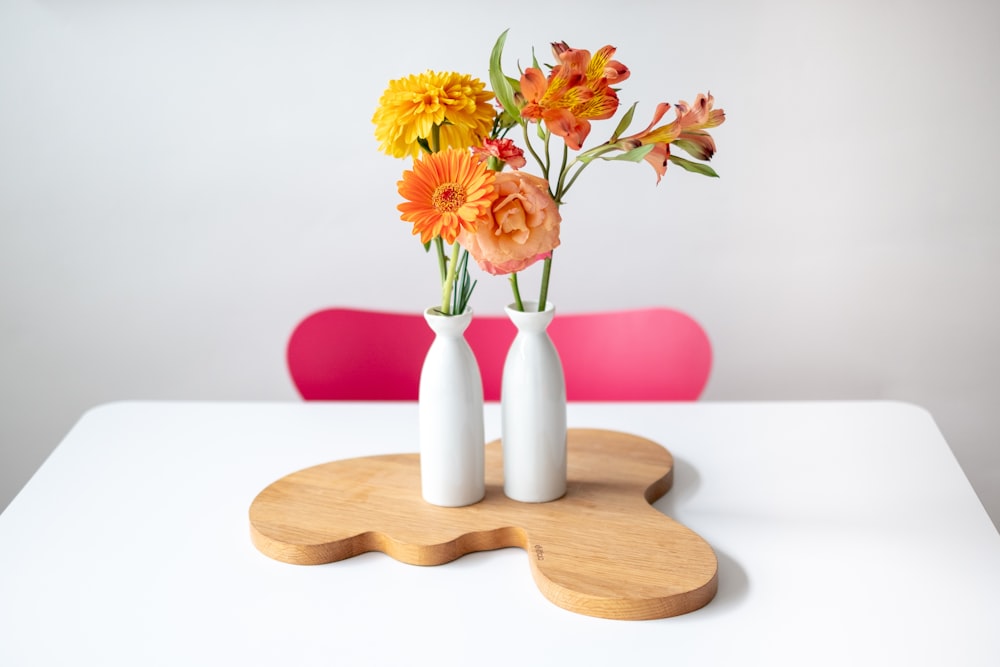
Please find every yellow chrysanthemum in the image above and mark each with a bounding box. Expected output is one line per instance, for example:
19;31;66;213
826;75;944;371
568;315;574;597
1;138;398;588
397;148;496;245
373;71;496;159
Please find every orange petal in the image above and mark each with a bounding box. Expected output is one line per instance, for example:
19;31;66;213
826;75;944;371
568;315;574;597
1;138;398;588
636;102;673;137
643;144;670;184
542;108;591;150
520;67;549;104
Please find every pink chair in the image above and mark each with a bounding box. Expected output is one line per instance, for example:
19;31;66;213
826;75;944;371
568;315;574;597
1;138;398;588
287;307;712;401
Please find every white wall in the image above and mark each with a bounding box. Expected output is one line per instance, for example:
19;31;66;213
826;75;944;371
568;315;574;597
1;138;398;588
2;0;998;528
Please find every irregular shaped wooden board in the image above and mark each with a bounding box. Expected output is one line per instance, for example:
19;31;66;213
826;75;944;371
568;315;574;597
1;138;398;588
249;428;717;620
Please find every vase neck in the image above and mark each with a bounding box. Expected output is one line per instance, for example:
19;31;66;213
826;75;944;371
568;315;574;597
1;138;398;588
423;307;473;336
505;302;555;332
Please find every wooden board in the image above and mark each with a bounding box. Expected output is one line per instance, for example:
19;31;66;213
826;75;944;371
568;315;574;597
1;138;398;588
249;428;717;620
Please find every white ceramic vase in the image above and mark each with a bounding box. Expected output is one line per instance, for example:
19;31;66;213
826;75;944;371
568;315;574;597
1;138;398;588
501;301;567;503
418;307;485;507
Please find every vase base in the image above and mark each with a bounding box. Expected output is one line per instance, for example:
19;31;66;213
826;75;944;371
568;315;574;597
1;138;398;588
421;492;485;508
502;489;567;504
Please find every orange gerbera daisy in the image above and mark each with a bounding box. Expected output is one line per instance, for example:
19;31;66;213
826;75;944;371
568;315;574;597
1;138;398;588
397;148;497;245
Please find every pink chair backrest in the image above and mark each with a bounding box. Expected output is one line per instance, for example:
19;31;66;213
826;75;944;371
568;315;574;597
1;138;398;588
287;307;711;401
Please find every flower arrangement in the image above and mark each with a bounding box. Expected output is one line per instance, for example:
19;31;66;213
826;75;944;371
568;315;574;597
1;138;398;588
373;31;725;314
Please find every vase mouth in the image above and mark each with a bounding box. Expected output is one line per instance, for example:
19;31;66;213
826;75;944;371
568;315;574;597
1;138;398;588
505;301;555;315
423;306;473;333
424;306;473;318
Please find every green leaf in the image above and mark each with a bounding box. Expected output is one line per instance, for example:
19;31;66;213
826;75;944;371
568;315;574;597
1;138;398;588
497;108;518;131
452;249;477;314
595;144;656;163
490;30;521;124
668;154;720;177
610;102;639;142
672;137;711;161
416;136;431;154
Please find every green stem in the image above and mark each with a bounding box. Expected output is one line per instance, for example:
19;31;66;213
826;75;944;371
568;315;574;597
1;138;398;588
538;253;553;312
440;241;461;315
434;237;447;284
560;159;590;199
430;124;441;153
522;122;547;182
509;273;524;311
543;129;553;183
553;143;570;203
431;124;448;310
560;144;617;198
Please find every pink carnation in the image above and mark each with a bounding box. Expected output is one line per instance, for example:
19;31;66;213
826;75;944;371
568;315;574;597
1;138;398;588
471;138;527;170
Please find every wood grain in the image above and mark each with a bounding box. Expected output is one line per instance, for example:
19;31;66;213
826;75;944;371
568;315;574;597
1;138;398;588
249;428;717;620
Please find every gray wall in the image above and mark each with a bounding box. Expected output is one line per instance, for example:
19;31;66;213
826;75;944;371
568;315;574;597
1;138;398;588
2;0;998;529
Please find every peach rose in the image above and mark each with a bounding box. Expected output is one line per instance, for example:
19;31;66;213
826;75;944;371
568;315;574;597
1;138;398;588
458;172;561;276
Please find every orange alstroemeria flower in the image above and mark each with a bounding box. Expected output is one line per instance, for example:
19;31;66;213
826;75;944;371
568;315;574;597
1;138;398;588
520;42;629;150
618;93;726;182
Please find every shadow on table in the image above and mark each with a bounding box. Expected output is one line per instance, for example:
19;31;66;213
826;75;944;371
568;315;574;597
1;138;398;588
653;456;749;615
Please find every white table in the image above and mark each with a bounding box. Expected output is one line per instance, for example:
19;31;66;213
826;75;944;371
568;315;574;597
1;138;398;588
1;401;998;666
